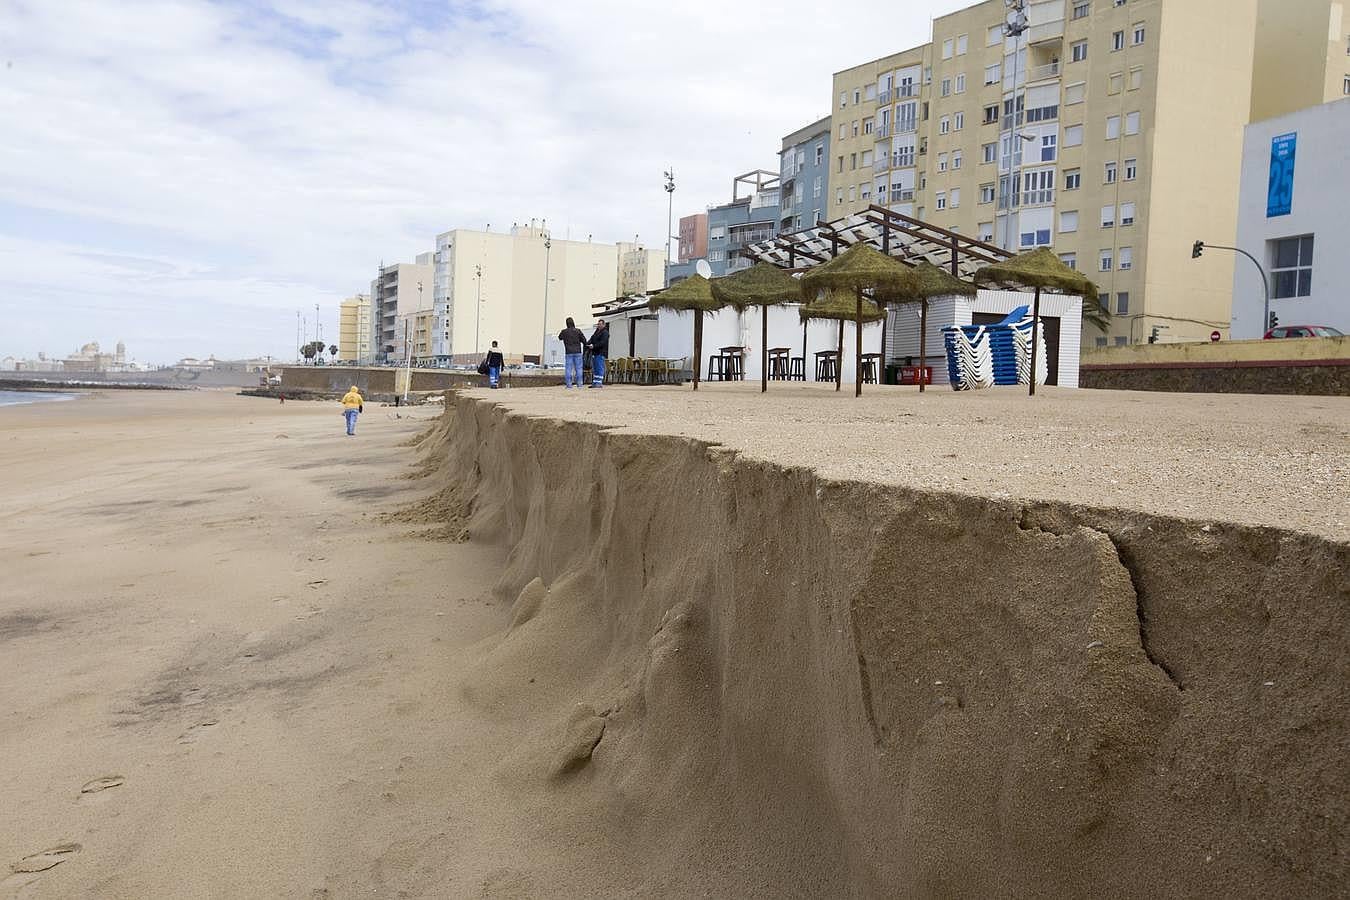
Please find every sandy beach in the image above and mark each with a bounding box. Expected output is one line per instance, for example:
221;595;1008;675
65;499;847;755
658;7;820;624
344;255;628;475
2;385;1346;898
0;390;574;898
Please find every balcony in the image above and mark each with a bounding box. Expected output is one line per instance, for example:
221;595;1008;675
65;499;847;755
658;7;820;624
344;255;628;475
877;122;891;137
896;119;918;135
878;89;891;105
1028;61;1060;82
874;157;891;173
1029;18;1064;44
889;189;916;203
895;84;920;98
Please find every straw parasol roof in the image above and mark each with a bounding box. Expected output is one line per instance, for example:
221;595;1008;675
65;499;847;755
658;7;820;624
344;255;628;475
710;263;799;309
647;274;723;313
972;247;1098;296
799;289;885;323
800;241;919;297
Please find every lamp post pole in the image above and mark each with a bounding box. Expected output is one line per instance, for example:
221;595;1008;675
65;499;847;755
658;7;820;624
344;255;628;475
541;237;551;365
474;264;483;355
1002;2;1028;250
664;169;676;286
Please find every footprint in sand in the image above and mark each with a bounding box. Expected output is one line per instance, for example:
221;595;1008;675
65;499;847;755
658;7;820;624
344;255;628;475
8;842;81;874
80;776;125;794
177;720;219;744
294;606;324;621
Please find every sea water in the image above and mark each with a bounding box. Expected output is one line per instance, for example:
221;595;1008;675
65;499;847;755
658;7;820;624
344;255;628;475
0;390;77;408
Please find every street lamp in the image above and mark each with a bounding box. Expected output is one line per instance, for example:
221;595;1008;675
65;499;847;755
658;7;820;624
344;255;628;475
664;169;676;285
1191;239;1269;337
474;264;484;355
541;236;551;364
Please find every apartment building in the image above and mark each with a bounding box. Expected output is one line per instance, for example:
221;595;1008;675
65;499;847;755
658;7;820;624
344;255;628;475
832;0;1260;346
369;257;434;363
678;213;708;263
1251;0;1350;121
431;223;619;363
707;170;781;277
779;116;832;232
615;241;667;295
337;294;372;363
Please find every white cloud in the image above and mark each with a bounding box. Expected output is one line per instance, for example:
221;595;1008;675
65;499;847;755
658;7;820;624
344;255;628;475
0;0;968;363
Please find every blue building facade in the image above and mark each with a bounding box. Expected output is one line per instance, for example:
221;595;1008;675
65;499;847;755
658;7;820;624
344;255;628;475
705;170;781;278
778;116;832;235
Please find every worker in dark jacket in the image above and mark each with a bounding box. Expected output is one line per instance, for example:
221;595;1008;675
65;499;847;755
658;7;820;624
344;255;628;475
484;340;505;388
586;321;609;388
558;317;586;388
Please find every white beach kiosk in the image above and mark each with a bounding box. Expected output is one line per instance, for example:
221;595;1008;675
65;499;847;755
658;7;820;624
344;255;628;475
599;206;1087;390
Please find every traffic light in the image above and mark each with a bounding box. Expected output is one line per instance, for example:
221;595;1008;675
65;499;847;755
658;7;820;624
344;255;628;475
1268;311;1279;330
1191;240;1204;259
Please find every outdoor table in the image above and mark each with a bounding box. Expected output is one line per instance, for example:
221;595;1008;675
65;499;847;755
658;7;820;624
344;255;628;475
815;350;839;382
767;347;791;381
717;346;745;381
860;352;882;385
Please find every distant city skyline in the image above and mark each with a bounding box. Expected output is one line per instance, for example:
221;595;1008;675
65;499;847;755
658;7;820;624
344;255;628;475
0;0;962;364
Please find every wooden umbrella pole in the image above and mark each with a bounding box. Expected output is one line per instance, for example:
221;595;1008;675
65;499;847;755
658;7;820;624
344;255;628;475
854;289;863;398
761;305;768;393
918;297;928;394
693;309;703;392
835;317;843;392
1029;286;1041;397
801;318;808;381
879;300;888;385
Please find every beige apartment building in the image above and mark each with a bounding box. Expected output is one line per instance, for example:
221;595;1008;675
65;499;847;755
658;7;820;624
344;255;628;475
1252;0;1350;121
337;294;372;362
615;241;667;295
831;0;1264;346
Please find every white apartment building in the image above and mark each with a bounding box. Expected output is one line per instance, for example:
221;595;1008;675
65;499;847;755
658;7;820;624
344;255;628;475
431;223;619;363
616;241;667;296
370;256;434;363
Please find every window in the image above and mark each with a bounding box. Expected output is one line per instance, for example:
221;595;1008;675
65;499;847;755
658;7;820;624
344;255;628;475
985;63;1001;85
1101;204;1116;227
1072;2;1090;19
956;74;966;93
863;118;874;135
795;184;804;203
941;78;952;97
815;143;824;165
1041;134;1058;162
1121;201;1135;225
978;221;994;241
1020;231;1035;248
1112;30;1125;51
709;226;726;239
838;155;844;173
1064;125;1084;147
1116;291;1129;313
1119;247;1133;270
1124;157;1137;180
1125;112;1140;135
840;91;847;109
1100;249;1113;271
1100;292;1111;310
708;250;725;262
1106;115;1121;139
1060;210;1079;232
861;150;873;166
861;183;871;201
938;152;949;172
1133;23;1145;44
954;111;965;130
848;185;857;202
982;142;997;163
951;187;961;208
865;83;877;101
1022;168;1055;205
839;124;847;141
1060;252;1078;270
1065;168;1081;190
1071;40;1088;62
1114;0;1125;6
936;191;947;210
988;24;1003;45
836;188;844;205
980;183;996;203
1026;103;1059;123
1109;72;1124;94
957;34;968;55
1096;336;1108;348
1129;68;1143;90
852;120;859;137
1105;161;1118;183
1271;235;1314;298
853;88;861;105
896;144;915;166
1065;81;1086;104
943;38;954;59
1344;74;1350;95
984;104;999;124
940;115;951;134
953;150;963;169
1114;336;1128;346
850;152;857;169
814;175;823;198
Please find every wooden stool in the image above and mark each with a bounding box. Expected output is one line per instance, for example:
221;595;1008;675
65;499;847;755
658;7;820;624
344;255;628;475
723;353;743;381
788;356;806;381
768;348;790;380
707;354;726;381
815;351;838;382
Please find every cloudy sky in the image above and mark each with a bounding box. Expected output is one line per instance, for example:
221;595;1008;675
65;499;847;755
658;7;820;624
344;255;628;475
1;0;969;364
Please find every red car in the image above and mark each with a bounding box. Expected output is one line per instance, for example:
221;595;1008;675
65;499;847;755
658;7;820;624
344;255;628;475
1263;325;1344;339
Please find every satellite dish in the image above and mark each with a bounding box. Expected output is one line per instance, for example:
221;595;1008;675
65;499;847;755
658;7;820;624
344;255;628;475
695;259;713;279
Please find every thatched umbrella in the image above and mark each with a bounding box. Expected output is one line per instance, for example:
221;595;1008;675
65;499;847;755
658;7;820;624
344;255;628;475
799;289;885;392
648;274;724;391
973;247;1098;396
801;243;918;396
878;261;978;393
710;262;799;393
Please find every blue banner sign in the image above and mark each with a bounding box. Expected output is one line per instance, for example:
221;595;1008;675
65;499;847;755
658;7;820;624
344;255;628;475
1267;132;1297;218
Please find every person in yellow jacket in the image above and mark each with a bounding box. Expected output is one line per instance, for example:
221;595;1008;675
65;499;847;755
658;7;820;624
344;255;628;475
340;386;364;436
